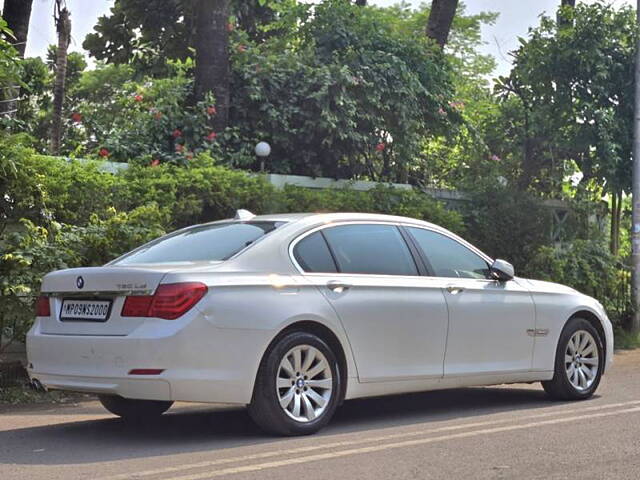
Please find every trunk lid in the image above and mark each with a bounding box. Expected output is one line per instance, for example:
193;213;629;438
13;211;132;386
39;266;170;336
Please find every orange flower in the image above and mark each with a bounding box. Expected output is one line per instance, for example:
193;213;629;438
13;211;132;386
134;94;143;102
71;112;82;123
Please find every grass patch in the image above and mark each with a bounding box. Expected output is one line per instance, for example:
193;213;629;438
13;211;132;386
614;327;640;350
0;383;87;406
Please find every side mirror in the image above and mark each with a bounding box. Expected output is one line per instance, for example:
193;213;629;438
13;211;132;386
490;259;514;282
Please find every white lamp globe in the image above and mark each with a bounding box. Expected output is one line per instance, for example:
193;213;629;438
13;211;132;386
255;141;271;157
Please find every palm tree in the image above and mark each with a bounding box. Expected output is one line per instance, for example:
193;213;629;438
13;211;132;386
50;0;71;155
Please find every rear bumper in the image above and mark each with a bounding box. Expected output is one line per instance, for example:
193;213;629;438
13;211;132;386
26;314;272;405
30;372;172;400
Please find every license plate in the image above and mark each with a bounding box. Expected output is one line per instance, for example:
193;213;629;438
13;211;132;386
60;299;112;322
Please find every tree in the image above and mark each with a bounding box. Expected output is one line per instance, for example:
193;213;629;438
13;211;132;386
0;0;33;118
50;1;71;155
1;0;33;58
426;0;459;48
355;0;366;5
194;0;230;132
497;3;636;255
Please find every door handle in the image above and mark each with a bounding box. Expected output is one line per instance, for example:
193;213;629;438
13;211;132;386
327;280;351;293
446;285;465;295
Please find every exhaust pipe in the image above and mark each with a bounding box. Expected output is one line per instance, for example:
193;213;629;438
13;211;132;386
30;378;47;392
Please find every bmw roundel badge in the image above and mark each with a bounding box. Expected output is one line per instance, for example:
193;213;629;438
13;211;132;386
76;276;84;289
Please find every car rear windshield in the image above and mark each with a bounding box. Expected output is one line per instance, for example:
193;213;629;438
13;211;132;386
113;221;282;265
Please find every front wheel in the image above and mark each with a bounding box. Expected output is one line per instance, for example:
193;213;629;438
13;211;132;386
542;317;604;400
248;331;341;436
98;394;173;420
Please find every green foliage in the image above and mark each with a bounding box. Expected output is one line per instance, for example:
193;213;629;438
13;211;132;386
0;209;166;351
496;2;636;195
231;0;456;182
115;156;278;228
0;134;47;231
0;17;21;87
277;184;463;233
526;240;631;326
463;186;551;272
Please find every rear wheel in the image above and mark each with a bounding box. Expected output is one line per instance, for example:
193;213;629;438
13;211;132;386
248;331;341;436
98;394;173;420
542;317;603;400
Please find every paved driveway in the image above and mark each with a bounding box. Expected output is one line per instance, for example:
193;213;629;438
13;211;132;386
2;350;640;480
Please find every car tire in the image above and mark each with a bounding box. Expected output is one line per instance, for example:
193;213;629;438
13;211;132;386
248;331;341;436
542;317;604;400
98;394;173;420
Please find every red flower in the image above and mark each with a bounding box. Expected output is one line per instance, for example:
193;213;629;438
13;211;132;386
237;44;247;53
150;158;160;167
226;22;234;32
375;142;386;152
134;94;144;102
71;112;82;123
206;131;217;141
206;105;217;116
172;129;182;138
175;143;184;153
98;148;109;158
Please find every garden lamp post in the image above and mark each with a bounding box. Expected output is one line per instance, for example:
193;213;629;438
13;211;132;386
255;141;271;173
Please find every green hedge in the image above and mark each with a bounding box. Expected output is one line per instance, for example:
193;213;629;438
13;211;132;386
0;147;462;348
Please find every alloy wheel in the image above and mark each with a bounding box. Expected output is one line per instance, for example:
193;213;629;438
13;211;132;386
276;344;333;422
564;329;599;391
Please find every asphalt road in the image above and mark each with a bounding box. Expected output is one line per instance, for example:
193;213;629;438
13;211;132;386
2;350;640;480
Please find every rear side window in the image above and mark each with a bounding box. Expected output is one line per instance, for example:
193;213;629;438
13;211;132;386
293;232;337;273
407;227;491;279
114;222;279;265
322;224;418;276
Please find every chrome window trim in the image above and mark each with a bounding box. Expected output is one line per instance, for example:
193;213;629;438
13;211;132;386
288;220;494;279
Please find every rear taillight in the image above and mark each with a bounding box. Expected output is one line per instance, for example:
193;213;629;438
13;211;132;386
121;282;207;320
35;295;51;317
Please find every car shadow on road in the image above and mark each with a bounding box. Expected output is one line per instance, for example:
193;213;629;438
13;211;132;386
0;385;590;466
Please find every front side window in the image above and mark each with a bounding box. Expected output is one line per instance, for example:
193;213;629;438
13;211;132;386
114;222;279;265
407;227;490;279
322;224;418;276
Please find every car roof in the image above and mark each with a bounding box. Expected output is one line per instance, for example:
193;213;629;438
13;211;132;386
250;211;439;229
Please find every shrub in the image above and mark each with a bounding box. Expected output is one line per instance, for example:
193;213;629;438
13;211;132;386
462;186;551;270
0;206;166;351
276;184;464;233
525;240;631;326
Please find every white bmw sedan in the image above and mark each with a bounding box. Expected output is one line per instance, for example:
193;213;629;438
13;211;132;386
27;211;614;435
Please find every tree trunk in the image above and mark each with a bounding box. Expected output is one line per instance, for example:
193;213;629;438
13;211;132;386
610;191;622;256
50;4;71;155
194;0;230;133
1;0;33;118
2;0;33;58
426;0;459;49
558;0;576;27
